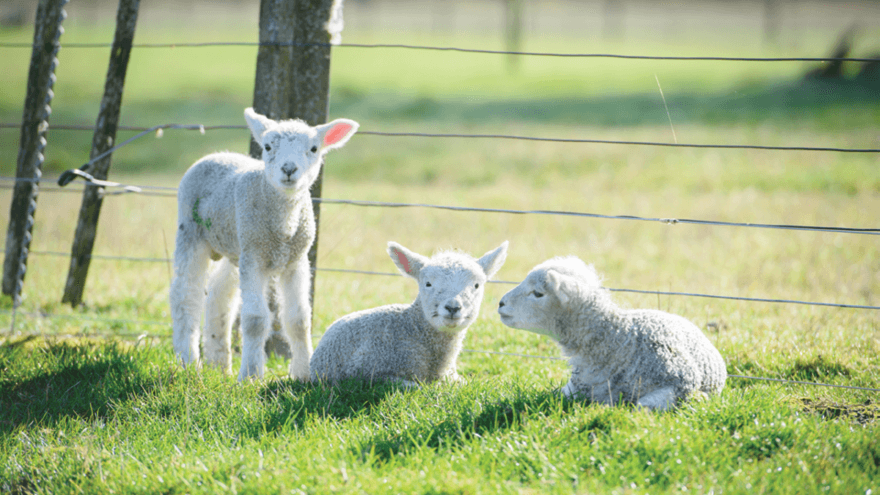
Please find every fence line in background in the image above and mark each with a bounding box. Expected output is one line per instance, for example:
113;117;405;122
8;250;879;311
4;176;878;237
2;122;879;154
1;40;879;63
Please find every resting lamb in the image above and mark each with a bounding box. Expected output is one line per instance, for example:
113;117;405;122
497;257;726;411
310;241;509;386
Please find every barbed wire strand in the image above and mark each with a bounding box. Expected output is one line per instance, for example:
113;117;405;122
315;198;880;235
11;251;880;310
2;122;879;154
1;40;878;63
2;176;878;236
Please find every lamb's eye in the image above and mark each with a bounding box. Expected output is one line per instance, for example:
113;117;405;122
264;144;272;152
533;291;544;298
310;145;318;153
474;283;480;289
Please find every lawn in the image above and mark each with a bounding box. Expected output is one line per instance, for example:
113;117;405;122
0;3;879;494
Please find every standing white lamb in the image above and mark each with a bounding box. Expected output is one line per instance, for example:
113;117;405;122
309;241;509;386
497;257;726;411
170;108;358;381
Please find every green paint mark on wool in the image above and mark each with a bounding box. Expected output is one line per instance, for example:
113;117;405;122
192;198;212;230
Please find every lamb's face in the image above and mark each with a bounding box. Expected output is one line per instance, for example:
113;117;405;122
243;108;359;195
497;269;564;338
418;260;488;333
388;241;508;334
259;125;323;194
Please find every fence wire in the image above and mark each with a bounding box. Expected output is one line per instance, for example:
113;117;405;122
1;40;879;64
2;176;878;236
2;122;879;154
8;250;879;311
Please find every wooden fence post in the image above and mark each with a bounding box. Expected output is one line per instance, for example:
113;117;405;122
505;0;523;73
250;0;340;357
61;0;140;306
2;0;68;310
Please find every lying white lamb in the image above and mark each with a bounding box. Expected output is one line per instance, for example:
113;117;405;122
497;257;726;411
310;241;509;386
170;108;358;381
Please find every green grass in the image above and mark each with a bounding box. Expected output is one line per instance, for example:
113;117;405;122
1;10;879;495
0;339;878;494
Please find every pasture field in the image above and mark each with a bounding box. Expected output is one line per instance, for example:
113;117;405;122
1;10;879;495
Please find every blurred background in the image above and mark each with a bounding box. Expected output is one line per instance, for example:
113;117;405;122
0;0;877;352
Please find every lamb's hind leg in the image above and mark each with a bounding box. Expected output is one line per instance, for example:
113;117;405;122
170;233;212;367
636;386;677;411
237;256;270;381
203;258;239;374
280;256;313;381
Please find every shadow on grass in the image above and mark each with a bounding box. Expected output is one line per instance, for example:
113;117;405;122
257;378;405;432
359;388;580;462
0;338;160;434
729;353;855;389
334;77;880;128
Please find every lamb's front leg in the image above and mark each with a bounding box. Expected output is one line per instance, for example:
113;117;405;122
280;256;313;381
237;257;271;381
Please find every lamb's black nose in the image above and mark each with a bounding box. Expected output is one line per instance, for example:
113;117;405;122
444;303;461;315
281;164;298;176
499;300;505;308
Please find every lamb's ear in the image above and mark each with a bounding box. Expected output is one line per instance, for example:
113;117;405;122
244;108;274;145
388;242;428;279
545;270;581;306
477;241;509;279
317;118;359;152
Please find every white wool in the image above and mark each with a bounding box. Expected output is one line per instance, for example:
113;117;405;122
326;0;345;45
170;108;358;382
310;241;509;385
498;257;726;411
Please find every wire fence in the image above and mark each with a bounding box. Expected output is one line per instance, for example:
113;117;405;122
2;122;879;154
2;172;879;312
1;39;879;63
2;29;878;395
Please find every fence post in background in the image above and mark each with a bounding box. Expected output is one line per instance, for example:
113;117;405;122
762;0;780;45
249;0;339;357
2;0;68;312
61;0;140;306
504;0;523;73
602;0;625;40
291;0;339;305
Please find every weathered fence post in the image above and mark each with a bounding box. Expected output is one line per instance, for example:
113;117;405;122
504;0;523;73
250;0;340;356
763;0;780;46
2;0;68;313
61;0;140;306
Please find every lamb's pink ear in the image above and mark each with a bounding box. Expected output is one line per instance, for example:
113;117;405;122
546;270;580;306
387;242;427;280
317;118;359;151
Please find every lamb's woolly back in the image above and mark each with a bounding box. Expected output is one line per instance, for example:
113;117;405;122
498;257;726;411
171;108;358;382
310;241;508;384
